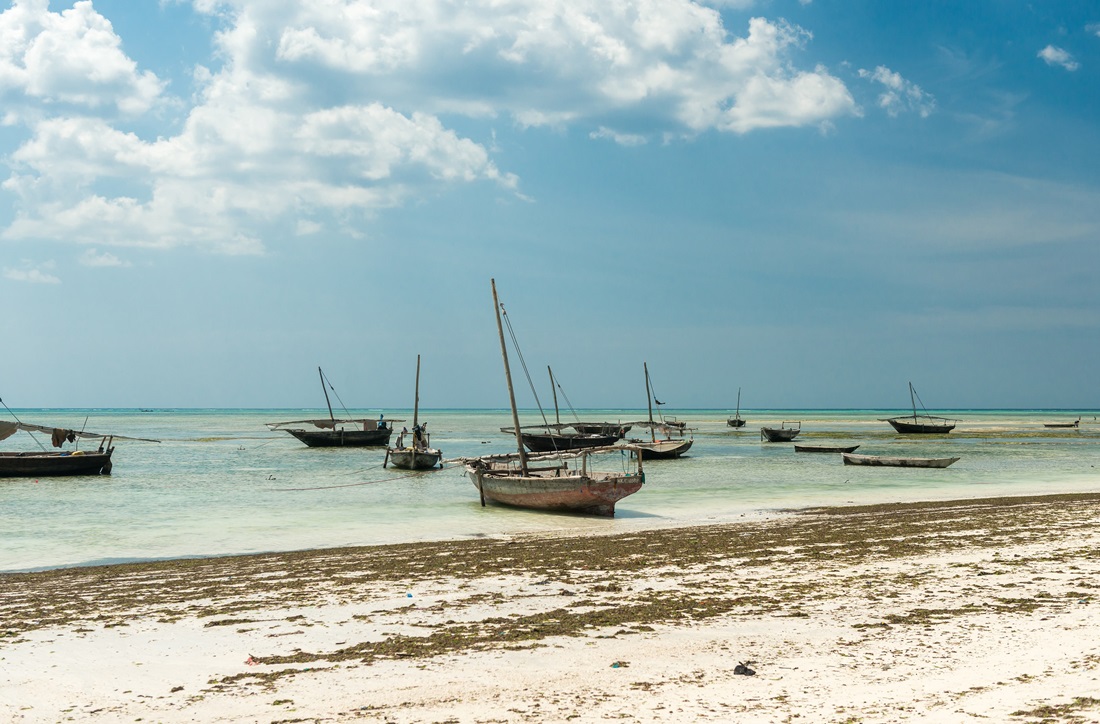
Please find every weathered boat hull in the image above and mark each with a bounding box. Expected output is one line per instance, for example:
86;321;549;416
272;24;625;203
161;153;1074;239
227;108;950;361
885;418;955;434
634;439;693;459
386;447;442;470
571;423;631;438
466;467;643;516
842;453;960;468
521;432;619;453
794;444;860;453
727;418;746;428
761;427;800;442
0;450;113;477
284;428;392;447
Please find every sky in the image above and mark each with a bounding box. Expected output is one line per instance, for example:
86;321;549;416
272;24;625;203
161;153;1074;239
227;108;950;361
1;0;1098;411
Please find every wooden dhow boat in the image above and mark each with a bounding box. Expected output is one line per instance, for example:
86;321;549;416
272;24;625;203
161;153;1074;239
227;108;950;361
1043;417;1081;429
268;367;399;447
461;279;645;516
500;367;621;453
631;362;692;459
882;382;958;434
761;421;801;442
385;354;442;470
570;422;631;437
842;452;960;468
794;444;859;453
727;387;746;428
0;407;159;478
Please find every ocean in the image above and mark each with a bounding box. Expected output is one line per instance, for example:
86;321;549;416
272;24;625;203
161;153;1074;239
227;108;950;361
2;408;1098;573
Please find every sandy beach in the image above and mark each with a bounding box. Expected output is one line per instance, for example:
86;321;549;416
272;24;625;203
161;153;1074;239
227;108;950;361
3;492;1100;723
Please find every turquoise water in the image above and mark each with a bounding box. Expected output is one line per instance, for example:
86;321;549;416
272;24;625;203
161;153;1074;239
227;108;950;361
2;408;1098;572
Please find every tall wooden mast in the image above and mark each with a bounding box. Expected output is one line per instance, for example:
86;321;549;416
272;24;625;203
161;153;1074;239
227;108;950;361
318;367;335;424
492;279;528;475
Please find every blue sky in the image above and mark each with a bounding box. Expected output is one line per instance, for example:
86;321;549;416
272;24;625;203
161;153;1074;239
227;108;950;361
1;0;1097;410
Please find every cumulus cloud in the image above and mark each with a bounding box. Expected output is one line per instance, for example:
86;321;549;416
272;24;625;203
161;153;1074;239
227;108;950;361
858;65;935;117
1037;45;1079;71
0;0;164;114
3;260;60;284
1;1;858;255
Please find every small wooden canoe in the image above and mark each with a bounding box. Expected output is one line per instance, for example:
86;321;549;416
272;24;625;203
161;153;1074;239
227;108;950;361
842;452;960;468
794;444;859;453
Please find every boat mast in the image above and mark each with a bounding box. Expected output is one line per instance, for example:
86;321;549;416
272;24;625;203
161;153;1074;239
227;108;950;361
492;279;528;475
735;387;741;418
644;362;656;443
318;367;335;424
413;354;421;428
908;381;917;421
549;366;559;425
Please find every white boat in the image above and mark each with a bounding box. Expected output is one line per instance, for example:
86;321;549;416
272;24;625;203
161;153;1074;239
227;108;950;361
842;452;960;468
385;354;442;470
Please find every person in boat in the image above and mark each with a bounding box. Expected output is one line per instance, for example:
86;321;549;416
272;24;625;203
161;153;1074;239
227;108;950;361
396;427;407;448
412;423;423;450
378;414;387;431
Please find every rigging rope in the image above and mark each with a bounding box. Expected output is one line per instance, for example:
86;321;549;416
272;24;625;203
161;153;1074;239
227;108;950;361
320;368;355;420
500;305;550;429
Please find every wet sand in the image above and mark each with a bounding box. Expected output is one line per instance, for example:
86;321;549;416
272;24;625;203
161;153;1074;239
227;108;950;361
3;492;1100;722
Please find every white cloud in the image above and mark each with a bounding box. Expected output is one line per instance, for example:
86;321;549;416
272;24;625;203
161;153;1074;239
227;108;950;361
3;260;60;284
79;248;131;267
1;1;859;255
0;0;164;114
1088;23;1100;39
1037;45;1079;71
858;65;935;117
589;126;647;146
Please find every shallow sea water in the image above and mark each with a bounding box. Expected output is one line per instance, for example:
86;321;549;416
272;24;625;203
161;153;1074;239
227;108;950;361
2;408;1098;572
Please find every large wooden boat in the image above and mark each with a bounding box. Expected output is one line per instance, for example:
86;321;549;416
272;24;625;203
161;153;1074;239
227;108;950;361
385;355;442;470
500;367;622;453
882;382;958;434
268;368;397;447
631;363;692;459
461;280;645;516
727;387;746;428
1044;418;1080;429
507;427;620;452
570;422;631;437
842;452;960;468
761;422;801;442
794;444;859;453
0;414;158;478
0;449;114;477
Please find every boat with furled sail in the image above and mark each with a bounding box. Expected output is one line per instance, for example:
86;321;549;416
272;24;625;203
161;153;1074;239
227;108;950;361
268;367;399;447
460;279;645;516
882;382;958;434
499;367;621;452
1;401;159;477
385;354;442;470
727;387;746;428
630;362;693;460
